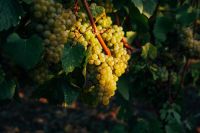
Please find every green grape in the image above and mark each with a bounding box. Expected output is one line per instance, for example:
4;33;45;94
31;63;49;84
68;12;130;105
97;0;114;13
32;0;76;63
181;27;200;58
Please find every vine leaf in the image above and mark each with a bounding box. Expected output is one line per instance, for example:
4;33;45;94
117;76;130;101
132;0;157;18
129;5;149;32
90;3;106;20
176;5;197;26
3;33;44;70
165;120;182;133
32;76;79;105
126;31;137;44
141;43;157;60
0;0;23;31
82;47;92;80
62;43;86;75
0;80;16;100
132;0;143;14
142;0;157;18
63;85;79;105
153;16;173;42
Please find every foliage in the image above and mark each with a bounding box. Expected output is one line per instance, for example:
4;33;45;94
0;0;200;132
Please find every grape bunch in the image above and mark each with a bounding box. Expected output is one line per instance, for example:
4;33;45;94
104;0;114;13
181;27;200;58
98;0;114;13
31;63;50;85
68;13;130;105
32;0;76;63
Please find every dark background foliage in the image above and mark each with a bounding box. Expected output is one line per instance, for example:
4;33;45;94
0;0;200;133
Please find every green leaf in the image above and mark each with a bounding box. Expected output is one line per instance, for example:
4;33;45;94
175;5;197;26
117;76;130;101
62;43;85;75
172;111;181;124
131;0;157;18
63;84;79;105
153;16;173;42
149;118;164;133
141;43;157;60
0;80;16;100
82;47;92;80
142;0;157;18
129;5;149;32
3;33;44;70
32;76;79;104
132;0;143;14
126;31;137;44
113;0;128;10
132;118;149;133
0;0;23;31
165;120;182;133
160;109;168;120
90;3;105;19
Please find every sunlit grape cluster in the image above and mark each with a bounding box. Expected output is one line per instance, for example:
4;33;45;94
181;27;200;57
31;63;50;85
68;14;130;105
32;0;76;63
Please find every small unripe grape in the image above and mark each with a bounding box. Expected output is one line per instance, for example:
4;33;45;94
34;11;42;18
36;24;44;32
43;30;51;38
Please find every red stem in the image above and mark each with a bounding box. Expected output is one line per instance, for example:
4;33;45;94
81;0;111;56
173;58;190;101
122;37;140;53
74;0;79;15
115;13;140;53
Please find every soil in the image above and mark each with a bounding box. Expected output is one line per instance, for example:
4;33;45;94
0;100;124;133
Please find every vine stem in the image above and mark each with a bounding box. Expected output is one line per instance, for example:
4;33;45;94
73;0;79;15
122;37;141;53
114;13;141;53
81;0;111;56
173;58;190;101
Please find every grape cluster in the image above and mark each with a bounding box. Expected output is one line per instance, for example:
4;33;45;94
105;0;114;13
31;64;50;84
32;0;76;63
181;27;200;58
68;14;130;105
98;0;114;13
